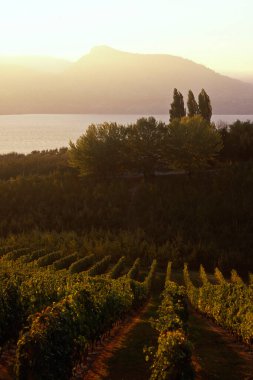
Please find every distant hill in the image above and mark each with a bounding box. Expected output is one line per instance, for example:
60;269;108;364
0;46;253;114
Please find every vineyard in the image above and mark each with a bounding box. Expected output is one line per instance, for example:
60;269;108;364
0;241;252;380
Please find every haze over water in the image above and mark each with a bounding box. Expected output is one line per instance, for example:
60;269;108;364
0;114;252;154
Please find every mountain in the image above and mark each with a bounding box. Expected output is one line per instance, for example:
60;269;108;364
0;46;253;114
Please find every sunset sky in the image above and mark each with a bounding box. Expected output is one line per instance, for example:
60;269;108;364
0;0;252;77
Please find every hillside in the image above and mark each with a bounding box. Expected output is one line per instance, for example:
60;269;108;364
1;46;253;114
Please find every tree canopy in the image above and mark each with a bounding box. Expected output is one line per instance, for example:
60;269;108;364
187;90;199;117
220;120;253;161
69;116;222;177
69;123;127;177
170;88;212;122
169;88;186;122
127;117;167;177
166;115;222;172
198;89;212;122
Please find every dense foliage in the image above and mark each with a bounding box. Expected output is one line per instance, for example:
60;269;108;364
219;120;253;161
0;148;70;180
1;162;253;275
69;115;221;177
167;116;222;171
0;258;70;345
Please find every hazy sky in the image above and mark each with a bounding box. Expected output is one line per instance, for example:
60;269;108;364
0;0;252;76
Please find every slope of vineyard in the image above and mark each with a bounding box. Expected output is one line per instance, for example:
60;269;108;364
0;240;158;380
0;239;253;380
15;260;157;380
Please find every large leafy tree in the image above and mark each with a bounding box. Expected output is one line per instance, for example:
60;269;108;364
198;89;212;122
169;88;186;122
68;122;128;177
187;90;199;117
127;117;167;178
165;115;222;172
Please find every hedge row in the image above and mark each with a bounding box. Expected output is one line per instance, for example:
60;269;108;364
127;258;140;280
107;256;126;279
0;245;16;258
130;259;157;309
184;264;253;345
69;254;94;274
86;255;111;276
22;248;47;263
37;251;63;267
145;262;193;380
5;248;30;261
53;253;78;271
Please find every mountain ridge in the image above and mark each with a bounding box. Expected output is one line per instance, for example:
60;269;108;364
0;46;253;114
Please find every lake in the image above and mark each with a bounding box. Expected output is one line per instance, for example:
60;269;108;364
0;114;252;154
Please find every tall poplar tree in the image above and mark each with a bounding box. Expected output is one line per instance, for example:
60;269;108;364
169;88;186;122
187;90;199;117
198;89;212;122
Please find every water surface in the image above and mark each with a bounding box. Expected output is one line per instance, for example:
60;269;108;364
0;114;252;154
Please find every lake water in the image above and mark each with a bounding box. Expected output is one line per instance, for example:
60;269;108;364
0;114;252;154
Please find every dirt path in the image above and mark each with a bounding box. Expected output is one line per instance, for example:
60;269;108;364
0;343;16;380
82;302;152;380
171;270;253;380
189;308;253;380
83;274;164;380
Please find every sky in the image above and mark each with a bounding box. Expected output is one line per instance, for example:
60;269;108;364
0;0;252;77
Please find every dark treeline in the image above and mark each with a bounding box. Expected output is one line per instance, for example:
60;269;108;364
219;120;253;161
0;165;253;274
0;148;70;180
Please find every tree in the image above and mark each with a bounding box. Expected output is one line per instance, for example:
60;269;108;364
165;115;222;172
187;90;199;117
127;117;167;178
68;122;127;177
169;88;186;122
198;89;212;122
219;120;253;161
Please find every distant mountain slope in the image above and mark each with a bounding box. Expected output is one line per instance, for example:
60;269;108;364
0;46;253;114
